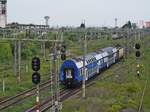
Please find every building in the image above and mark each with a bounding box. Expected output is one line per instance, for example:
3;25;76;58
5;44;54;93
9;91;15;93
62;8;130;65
145;21;150;28
0;0;7;28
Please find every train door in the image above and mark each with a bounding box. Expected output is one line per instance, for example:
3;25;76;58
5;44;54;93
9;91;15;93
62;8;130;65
97;62;99;74
99;58;104;70
98;60;101;69
103;52;108;68
116;49;119;61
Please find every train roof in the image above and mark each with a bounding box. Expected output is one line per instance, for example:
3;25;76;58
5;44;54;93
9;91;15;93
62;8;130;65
71;52;97;68
72;57;83;62
101;47;116;55
102;47;114;51
69;46;117;68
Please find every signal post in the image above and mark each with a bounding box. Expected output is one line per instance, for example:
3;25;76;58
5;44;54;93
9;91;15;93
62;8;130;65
32;57;41;112
135;43;141;77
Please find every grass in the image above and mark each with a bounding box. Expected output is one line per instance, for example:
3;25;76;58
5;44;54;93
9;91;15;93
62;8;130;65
62;36;150;112
1;87;53;112
0;58;51;97
0;35;150;112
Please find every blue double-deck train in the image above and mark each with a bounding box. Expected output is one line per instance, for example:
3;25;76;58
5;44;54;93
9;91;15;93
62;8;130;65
60;46;124;87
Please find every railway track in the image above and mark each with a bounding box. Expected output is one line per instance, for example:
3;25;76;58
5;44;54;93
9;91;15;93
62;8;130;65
25;82;95;112
25;61;127;112
0;59;128;111
0;79;52;111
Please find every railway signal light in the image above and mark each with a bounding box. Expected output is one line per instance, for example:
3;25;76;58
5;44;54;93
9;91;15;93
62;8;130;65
32;72;41;85
135;51;141;57
61;54;66;61
136;64;140;68
61;45;66;60
137;70;140;77
32;57;40;71
135;43;141;58
136;64;140;77
135;43;140;49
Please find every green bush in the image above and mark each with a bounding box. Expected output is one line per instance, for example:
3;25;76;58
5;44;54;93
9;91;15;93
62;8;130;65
21;42;39;60
0;43;12;63
126;83;140;93
108;104;122;112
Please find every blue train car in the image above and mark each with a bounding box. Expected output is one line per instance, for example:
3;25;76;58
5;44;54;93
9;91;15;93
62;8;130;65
60;54;98;87
60;59;81;87
60;46;123;88
101;47;117;67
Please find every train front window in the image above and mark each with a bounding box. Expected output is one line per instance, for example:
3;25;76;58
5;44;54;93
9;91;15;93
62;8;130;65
65;69;73;79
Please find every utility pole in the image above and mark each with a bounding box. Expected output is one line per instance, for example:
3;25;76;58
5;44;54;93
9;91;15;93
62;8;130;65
14;40;17;77
61;31;64;42
54;41;58;112
50;52;55;112
82;34;87;98
138;31;141;41
115;18;118;28
56;46;62;111
51;33;60;112
18;40;21;82
2;65;6;92
36;84;40;112
125;29;130;59
42;33;46;58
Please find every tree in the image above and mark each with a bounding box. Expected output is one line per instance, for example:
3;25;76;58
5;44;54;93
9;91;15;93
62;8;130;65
21;42;39;60
0;43;12;63
128;21;132;29
122;21;132;29
80;23;85;28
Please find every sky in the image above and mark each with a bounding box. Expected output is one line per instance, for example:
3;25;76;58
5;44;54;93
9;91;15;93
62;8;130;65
7;0;150;27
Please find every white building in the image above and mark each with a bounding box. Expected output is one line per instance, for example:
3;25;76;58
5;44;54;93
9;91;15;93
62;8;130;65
0;0;7;28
